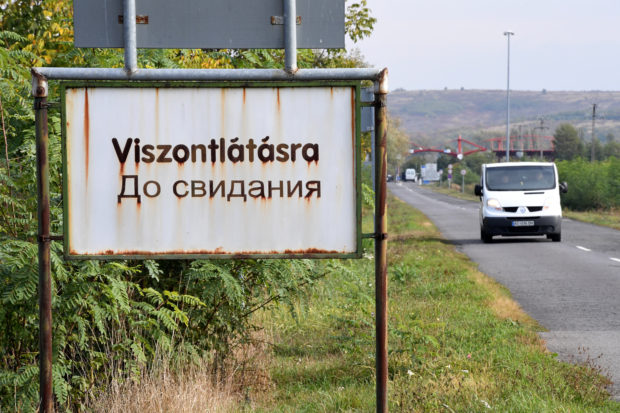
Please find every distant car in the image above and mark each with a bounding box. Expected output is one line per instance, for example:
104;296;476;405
404;168;417;182
387;174;394;182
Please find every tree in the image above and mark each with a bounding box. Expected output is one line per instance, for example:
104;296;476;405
584;138;605;161
345;0;377;43
464;151;496;176
553;123;583;161
604;135;620;159
386;117;411;177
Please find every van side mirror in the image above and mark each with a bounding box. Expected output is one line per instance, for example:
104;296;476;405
474;184;483;196
559;182;568;194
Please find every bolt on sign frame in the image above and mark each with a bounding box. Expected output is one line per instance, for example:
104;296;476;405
31;0;389;411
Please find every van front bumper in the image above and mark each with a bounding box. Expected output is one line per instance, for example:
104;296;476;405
482;215;562;236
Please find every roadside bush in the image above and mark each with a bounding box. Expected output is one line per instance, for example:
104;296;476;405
556;158;619;210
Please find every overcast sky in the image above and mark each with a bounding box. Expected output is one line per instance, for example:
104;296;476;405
350;0;620;91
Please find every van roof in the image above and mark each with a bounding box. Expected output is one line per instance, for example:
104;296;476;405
484;161;555;168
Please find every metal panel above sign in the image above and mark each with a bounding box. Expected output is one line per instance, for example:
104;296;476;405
73;0;344;49
62;82;360;259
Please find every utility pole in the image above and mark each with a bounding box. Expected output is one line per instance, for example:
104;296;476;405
504;31;514;162
591;103;597;162
518;124;523;158
533;118;548;160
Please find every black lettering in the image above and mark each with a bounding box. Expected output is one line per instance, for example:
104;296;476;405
143;180;161;198
173;180;189;198
219;138;226;163
248;180;265;198
191;144;206;162
287;180;303;197
227;180;247;201
268;180;284;198
207;139;219;163
157;145;172;163
133;138;141;163
227;137;244;163
173;144;190;163
258;136;274;162
246;138;257;162
142;144;155;163
117;175;141;203
290;143;302;162
191;180;206;197
305;181;321;198
209;180;225;198
302;143;319;162
112;137;132;163
276;143;289;162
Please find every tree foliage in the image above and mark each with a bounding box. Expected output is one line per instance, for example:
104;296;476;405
345;0;377;43
556;157;620;210
387;117;411;176
0;1;376;410
553;123;583;161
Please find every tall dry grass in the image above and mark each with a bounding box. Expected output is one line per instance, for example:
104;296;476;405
86;337;273;412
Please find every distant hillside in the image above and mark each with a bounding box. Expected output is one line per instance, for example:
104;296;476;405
388;89;620;147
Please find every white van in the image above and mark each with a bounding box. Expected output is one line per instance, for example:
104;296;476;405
404;168;417;182
474;162;567;243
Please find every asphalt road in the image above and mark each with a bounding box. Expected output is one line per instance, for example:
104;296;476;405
389;181;620;400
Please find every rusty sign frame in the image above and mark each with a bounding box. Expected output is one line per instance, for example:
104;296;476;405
32;0;389;405
60;80;363;260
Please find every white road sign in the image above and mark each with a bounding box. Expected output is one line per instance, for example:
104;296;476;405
63;84;360;258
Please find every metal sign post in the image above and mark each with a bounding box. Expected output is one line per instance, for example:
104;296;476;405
374;72;389;413
33;72;53;413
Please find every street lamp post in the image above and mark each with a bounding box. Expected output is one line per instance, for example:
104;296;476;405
504;31;514;162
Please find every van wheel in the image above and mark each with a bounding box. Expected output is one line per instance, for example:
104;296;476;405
481;228;493;243
548;233;561;242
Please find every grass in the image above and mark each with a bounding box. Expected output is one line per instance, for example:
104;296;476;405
425;182;480;202
563;208;620;231
247;194;619;412
85;339;272;412
87;188;619;411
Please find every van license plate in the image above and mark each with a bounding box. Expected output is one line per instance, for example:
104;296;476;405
512;220;534;227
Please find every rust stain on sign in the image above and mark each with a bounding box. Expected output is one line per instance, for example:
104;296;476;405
351;88;356;177
84;89;90;181
154;88;160;144
76;247;342;256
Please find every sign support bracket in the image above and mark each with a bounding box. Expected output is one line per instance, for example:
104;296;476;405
123;0;137;74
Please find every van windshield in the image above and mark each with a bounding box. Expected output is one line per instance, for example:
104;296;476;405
485;165;555;191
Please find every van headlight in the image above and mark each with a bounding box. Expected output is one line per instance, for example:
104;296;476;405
487;198;502;211
543;198;551;211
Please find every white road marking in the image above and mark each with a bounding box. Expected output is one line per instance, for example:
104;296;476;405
611;257;620;263
576;246;591;252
